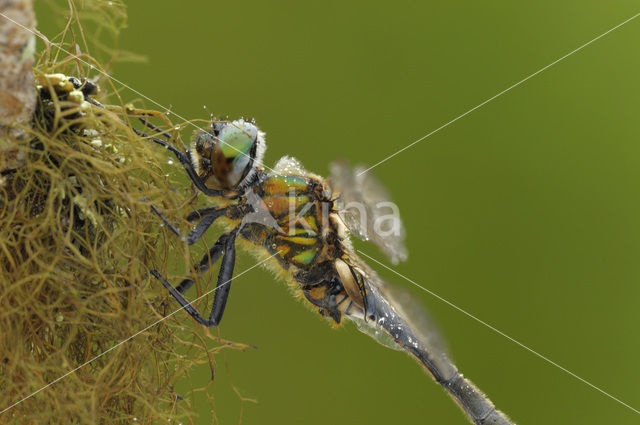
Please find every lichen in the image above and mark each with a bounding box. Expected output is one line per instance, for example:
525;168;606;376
0;2;249;424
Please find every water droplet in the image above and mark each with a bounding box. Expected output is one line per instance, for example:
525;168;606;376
167;159;174;165
175;126;181;130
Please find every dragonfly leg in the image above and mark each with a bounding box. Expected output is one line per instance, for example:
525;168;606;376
186;206;226;222
206;228;238;325
130;126;233;198
150;228;238;327
149;203;227;246
137;116;172;140
90;101;232;197
185;207;228;245
149;204;186;238
178;232;230;293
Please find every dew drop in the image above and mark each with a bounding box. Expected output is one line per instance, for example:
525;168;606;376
167;159;174;165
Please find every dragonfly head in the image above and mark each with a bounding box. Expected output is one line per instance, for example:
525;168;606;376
192;119;266;190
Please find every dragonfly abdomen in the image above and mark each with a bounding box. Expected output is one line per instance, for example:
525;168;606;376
354;285;514;425
441;375;512;425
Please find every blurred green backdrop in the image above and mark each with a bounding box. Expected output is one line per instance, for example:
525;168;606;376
36;1;640;424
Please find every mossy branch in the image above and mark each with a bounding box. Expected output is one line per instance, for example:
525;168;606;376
0;2;249;424
0;0;36;172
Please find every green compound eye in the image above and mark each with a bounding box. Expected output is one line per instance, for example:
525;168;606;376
217;121;258;160
193;119;263;190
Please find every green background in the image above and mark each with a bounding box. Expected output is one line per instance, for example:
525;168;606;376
38;1;640;424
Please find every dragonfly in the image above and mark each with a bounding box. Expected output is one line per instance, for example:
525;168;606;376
135;117;514;425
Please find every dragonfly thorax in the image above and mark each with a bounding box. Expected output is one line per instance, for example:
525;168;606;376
191;119;265;190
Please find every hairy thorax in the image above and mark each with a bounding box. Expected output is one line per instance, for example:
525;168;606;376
232;171;365;324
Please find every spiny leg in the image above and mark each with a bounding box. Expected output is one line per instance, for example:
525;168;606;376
151;204;183;238
130;126;235;198
137;116;173;141
149;201;228;245
186;207;228;245
207;227;238;325
86;99;209;194
87;100;221;196
150;228;239;327
186;206;224;222
149;215;225;310
173;232;229;294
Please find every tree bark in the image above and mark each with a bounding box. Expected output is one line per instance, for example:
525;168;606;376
0;0;36;174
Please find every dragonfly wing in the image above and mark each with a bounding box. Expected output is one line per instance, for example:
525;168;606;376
372;275;449;358
273;155;309;175
348;259;449;361
328;160;408;264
